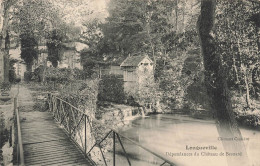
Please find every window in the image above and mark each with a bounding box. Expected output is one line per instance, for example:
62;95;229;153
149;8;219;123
144;63;148;66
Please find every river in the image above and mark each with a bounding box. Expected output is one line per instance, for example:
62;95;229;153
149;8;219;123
109;114;260;166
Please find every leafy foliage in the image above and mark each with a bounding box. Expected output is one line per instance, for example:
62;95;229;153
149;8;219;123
58;79;100;117
20;32;38;71
83;0;203;111
8;59;19;83
46;29;64;67
44;67;75;83
12;0;59;38
99;0;176;56
98;75;125;104
213;0;260;105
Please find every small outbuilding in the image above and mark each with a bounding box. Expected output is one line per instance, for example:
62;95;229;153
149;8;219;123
120;55;154;94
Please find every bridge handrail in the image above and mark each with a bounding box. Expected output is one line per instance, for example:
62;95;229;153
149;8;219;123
48;93;176;166
14;97;25;166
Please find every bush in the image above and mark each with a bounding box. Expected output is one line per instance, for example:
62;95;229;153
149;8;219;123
98;75;125;103
24;71;33;82
34;65;44;82
0;82;11;91
15;78;21;83
235;113;260;128
58;79;99;116
9;69;17;83
43;67;88;83
45;67;72;83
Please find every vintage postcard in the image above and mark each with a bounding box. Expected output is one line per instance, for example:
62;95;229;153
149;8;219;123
1;0;260;166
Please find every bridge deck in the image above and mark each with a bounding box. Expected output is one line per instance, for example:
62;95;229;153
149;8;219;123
20;111;94;166
20;111;95;166
18;86;95;166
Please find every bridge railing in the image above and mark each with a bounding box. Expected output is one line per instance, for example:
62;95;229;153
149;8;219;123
14;97;25;166
47;93;175;166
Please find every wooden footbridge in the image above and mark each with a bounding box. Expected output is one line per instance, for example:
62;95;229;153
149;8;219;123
14;97;95;166
13;86;175;166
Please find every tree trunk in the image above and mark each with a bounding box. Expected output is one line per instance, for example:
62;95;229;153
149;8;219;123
256;26;260;52
182;0;186;35
238;38;252;107
4;31;10;82
52;61;58;68
144;2;156;72
198;0;249;165
42;59;47;83
252;65;259;98
0;51;4;82
0;0;16;83
0;1;9;82
227;16;239;85
232;55;239;84
244;73;251;108
241;64;251;108
175;0;178;32
26;64;33;72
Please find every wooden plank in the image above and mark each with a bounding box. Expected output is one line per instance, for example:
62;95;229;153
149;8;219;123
24;143;79;153
25;151;85;163
29;158;88;166
21;128;61;132
23;135;66;139
23;140;72;148
57;161;90;166
24;149;81;159
22;132;67;138
23;137;67;143
25;155;88;166
20;110;95;165
24;146;77;155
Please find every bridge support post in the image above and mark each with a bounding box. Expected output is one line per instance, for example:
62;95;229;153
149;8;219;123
85;115;87;154
113;131;116;166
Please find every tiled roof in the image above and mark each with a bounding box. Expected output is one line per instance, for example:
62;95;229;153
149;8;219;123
120;55;152;67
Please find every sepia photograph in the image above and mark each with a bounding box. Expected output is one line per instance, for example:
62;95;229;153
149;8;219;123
0;0;260;165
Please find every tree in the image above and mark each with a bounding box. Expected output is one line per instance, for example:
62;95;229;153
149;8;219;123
198;0;248;165
248;2;260;99
79;19;103;64
101;0;179;56
12;0;54;71
46;29;64;68
209;0;260;110
0;0;18;82
97;0;203;110
20;32;38;71
12;0;77;70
